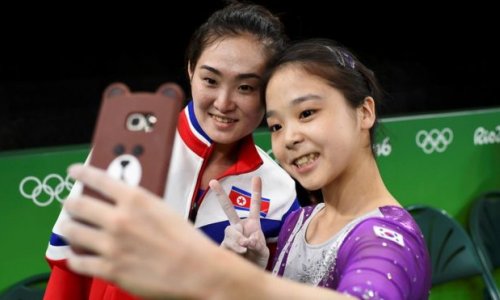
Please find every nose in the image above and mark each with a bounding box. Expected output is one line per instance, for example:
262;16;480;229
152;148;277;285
213;90;236;113
284;124;303;150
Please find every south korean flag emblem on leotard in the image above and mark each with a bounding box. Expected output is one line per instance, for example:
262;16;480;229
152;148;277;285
373;225;405;247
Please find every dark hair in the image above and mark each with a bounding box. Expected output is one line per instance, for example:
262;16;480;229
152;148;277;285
186;1;288;75
263;38;384;151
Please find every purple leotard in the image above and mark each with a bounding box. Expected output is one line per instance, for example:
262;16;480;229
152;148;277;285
272;205;431;299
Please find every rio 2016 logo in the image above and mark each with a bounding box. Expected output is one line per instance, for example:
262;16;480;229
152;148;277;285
373;137;392;157
416;128;454;154
474;125;500;145
19;174;73;207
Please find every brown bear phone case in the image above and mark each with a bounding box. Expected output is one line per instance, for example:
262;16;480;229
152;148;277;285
83;82;184;200
73;82;184;254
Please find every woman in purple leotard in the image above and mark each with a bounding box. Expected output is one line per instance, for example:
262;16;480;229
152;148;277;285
215;38;431;299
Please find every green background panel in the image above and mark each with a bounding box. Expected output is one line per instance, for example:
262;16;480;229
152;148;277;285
0;145;88;289
375;109;500;224
1;108;499;298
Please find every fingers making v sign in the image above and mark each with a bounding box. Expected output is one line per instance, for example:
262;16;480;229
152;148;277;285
209;176;270;268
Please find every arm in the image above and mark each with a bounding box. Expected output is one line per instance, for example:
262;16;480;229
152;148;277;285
44;261;91;300
335;218;431;299
44;169;92;300
61;164;355;299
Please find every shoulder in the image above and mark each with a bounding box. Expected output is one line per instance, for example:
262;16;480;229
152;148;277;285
378;206;424;239
354;206;422;238
343;206;427;254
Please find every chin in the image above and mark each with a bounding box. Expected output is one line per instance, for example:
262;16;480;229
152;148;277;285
209;132;238;144
295;177;322;191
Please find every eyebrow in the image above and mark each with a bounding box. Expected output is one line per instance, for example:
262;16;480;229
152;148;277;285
200;65;261;80
266;94;322;118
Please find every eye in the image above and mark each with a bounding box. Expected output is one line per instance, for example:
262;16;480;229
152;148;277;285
268;124;282;132
238;84;255;93
114;144;125;155
132;145;144;157
203;77;217;86
299;109;315;119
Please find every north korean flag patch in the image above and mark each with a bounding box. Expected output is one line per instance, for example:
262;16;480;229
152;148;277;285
228;186;270;217
373;225;405;247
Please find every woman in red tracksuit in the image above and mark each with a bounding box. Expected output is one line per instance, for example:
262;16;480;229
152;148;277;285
44;2;299;299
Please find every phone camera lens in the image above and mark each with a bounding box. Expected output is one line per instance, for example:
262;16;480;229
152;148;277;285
127;113;147;131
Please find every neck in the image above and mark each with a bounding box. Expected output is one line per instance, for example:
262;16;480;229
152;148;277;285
209;142;239;165
200;141;240;189
321;149;397;218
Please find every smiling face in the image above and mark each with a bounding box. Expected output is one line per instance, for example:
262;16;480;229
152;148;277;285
188;34;267;145
266;65;368;191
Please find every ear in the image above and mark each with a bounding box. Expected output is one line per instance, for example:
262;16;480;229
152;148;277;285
157;82;185;101
359;96;376;129
103;82;129;99
187;61;193;80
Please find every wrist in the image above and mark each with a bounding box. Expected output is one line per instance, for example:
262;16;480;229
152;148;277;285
207;250;264;300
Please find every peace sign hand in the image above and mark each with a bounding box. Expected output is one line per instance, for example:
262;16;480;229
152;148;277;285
209;177;270;268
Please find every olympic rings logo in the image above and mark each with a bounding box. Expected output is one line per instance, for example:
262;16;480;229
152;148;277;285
19;174;74;207
415;128;454;154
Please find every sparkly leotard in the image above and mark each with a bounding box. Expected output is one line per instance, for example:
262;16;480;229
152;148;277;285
272;204;431;299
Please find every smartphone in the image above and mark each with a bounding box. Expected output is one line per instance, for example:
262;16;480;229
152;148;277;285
83;82;184;200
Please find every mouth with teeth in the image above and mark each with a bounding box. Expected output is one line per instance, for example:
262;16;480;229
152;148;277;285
292;153;319;168
210;113;237;124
